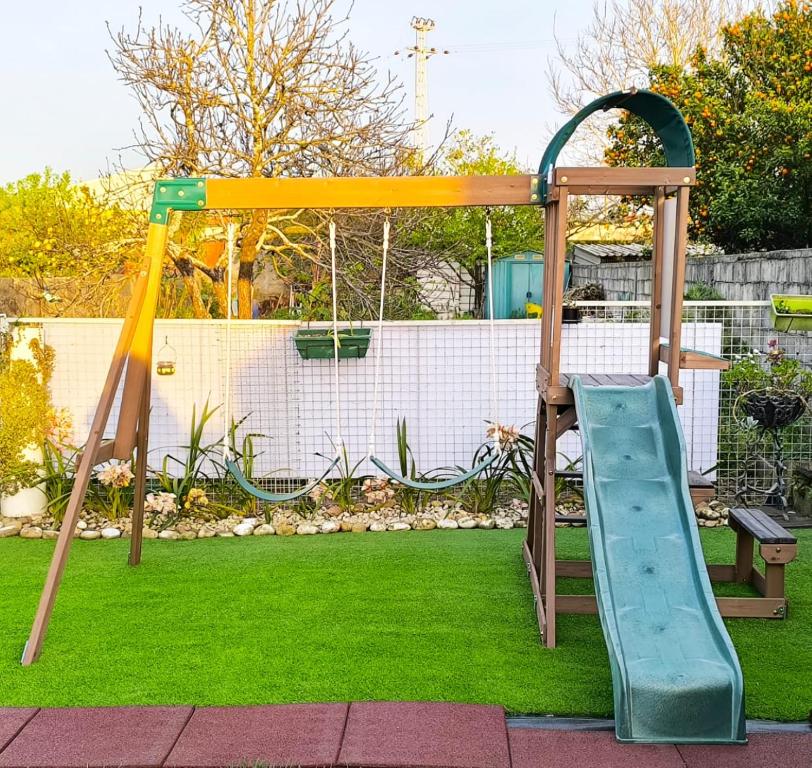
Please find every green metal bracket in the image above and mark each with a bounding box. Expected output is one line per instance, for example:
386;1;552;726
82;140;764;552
529;175;541;204
149;178;207;224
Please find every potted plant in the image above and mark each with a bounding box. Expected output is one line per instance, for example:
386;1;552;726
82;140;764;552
292;283;372;360
294;326;372;360
560;284;604;324
770;294;812;333
561;296;582;324
724;340;812;429
0;328;54;518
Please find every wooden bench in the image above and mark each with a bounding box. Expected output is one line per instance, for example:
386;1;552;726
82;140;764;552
723;507;798;617
554;506;797;620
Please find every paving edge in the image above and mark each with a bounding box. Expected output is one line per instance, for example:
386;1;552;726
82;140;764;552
507;716;812;734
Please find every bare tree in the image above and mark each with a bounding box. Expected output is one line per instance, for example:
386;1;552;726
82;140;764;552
546;0;763;172
549;0;761;116
109;0;417;318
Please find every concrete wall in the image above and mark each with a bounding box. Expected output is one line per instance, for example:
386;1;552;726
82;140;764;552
571;248;812;301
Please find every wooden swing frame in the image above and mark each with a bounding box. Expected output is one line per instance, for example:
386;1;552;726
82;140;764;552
21;90;789;667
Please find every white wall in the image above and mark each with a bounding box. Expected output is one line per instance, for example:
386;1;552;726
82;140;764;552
40;319;722;480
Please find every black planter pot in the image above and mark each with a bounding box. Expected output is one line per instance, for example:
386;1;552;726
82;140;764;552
562;307;582;324
741;390;806;429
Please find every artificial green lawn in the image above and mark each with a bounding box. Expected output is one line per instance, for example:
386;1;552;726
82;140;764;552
1;528;810;720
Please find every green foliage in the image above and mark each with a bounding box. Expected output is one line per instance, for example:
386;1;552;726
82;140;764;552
724;341;812;396
150;400;229;512
452;439;512;518
41;440;78;522
232;429;260;518
405;131;544;317
790;467;812;514
0;169;136;279
606;1;812;251
684;282;724;301
393;418;425;516
320;443;368;514
0;334;53;496
505;430;535;504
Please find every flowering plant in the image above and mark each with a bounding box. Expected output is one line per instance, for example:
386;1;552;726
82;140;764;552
724;340;812;397
46;407;74;448
183;487;209;511
487;422;521;452
96;461;135;518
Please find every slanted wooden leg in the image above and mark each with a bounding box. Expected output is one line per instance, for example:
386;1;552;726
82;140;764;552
21;253;157;666
128;380;152;566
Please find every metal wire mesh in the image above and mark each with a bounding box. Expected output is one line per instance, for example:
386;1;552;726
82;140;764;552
23;300;812;506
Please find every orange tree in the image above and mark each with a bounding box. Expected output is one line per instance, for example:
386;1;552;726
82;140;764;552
606;0;812;251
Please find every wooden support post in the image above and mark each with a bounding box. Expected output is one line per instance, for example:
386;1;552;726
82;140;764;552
763;564;786;599
542;403;558;648
735;530;755;583
115;227;165;457
128;373;152;566
649;188;666;376
548;190;569;387
526;407;544;556
539;203;556;375
124;230;163;565
532;405;548;576
667;187;689;389
20;226;167;666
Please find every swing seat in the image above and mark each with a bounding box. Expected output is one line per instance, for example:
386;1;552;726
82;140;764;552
369;451;499;492
225;456;340;503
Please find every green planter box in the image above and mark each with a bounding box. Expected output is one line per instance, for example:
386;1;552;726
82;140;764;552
770;294;812;332
294;328;372;360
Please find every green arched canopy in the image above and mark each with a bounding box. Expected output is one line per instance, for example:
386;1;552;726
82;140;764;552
539;89;694;202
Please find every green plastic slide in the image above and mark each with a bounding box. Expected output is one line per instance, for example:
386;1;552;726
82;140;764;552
571;375;746;744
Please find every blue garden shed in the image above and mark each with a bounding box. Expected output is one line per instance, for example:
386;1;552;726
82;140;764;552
484;250;571;319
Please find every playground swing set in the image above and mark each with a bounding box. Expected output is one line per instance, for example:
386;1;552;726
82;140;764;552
20;89;799;745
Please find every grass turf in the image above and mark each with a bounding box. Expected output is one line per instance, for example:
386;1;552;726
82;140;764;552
1;528;810;720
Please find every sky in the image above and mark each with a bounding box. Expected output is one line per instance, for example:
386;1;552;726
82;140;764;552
0;0;595;184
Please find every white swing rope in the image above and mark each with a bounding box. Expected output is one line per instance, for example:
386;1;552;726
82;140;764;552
367;217;390;458
367;213;502;459
223;221;344;465
485;210;502;454
329;220;343;456
222;222;237;461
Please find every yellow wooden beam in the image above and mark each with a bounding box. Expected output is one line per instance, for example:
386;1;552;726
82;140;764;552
205;175;540;210
114;222;167;456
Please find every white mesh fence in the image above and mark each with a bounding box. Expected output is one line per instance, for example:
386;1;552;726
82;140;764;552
22;301;812;503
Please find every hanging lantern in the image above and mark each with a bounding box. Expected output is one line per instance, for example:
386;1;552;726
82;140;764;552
156;336;177;376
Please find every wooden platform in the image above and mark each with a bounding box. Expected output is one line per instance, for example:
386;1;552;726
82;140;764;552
536;369;684;406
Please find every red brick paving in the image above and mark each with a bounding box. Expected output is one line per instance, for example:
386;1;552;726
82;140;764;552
165;703;348;768
677;732;812;768
508;728;687;768
0;706;193;768
0;704;810;767
338;702;511;768
0;710;37;754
